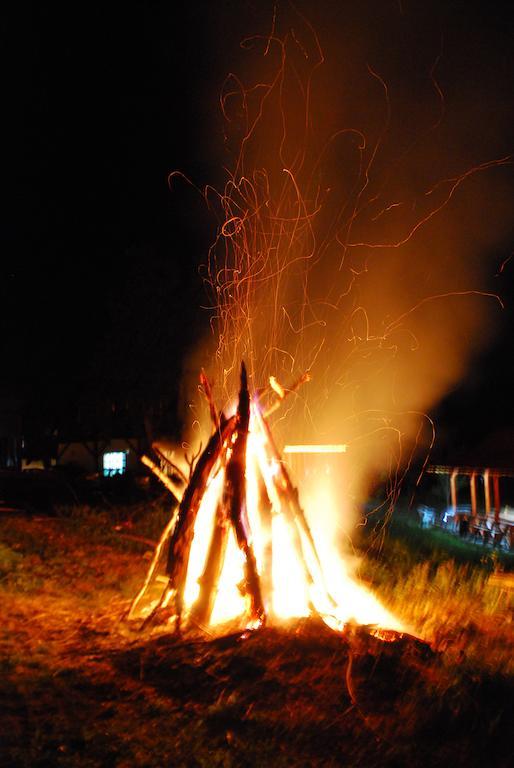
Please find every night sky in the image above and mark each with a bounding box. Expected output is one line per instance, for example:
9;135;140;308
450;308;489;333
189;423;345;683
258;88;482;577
3;1;514;460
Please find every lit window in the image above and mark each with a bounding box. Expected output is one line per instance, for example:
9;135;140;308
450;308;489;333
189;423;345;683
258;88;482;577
103;451;127;477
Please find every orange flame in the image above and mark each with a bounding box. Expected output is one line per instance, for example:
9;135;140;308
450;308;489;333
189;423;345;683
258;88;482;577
135;402;404;634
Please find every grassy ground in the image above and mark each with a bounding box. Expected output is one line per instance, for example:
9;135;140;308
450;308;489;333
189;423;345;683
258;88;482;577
359;512;514;674
1;504;513;767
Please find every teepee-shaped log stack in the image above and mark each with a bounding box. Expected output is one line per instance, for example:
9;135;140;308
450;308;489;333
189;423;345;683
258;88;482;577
128;363;336;633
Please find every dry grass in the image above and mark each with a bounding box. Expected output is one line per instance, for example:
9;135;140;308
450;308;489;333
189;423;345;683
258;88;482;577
360;516;514;676
371;560;514;673
1;506;513;767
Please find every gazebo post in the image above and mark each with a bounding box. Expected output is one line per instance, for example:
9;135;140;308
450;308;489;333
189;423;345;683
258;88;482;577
470;472;477;521
450;469;458;518
493;473;501;524
484;469;491;519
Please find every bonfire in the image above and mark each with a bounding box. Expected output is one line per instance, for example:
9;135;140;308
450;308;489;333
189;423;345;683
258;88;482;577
128;363;402;636
127;8;509;644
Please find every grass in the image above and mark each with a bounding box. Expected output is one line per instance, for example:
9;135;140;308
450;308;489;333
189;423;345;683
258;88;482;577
358;511;514;674
0;504;513;767
365;510;514;571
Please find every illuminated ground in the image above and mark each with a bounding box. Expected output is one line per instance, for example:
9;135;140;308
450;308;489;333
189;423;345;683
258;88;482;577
0;508;512;767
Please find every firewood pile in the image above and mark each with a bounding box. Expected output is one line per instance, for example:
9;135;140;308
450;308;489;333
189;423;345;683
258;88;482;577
128;362;336;633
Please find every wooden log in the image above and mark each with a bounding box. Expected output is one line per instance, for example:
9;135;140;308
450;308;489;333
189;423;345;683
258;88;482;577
271;474;318;613
141;454;183;502
127;505;180;621
150;444;188;487
255;404;337;610
225;362;265;625
256;464;274;613
200;369;220;431
263;371;311;418
188;372;229;626
189;500;229;626
166;414;237;627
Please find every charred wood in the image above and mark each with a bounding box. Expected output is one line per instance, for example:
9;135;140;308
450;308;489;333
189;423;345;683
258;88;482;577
256;464;273;613
225;362;265;625
166;414;236;626
190;501;229;626
200;369;220;431
256;406;337;611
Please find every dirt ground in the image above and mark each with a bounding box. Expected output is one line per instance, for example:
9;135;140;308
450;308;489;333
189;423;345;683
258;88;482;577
1;511;512;767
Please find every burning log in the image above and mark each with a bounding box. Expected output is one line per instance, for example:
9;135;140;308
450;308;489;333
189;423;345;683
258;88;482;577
127;504;180;621
224;363;265;625
140;454;183;502
272;477;317;604
150;446;188;488
264;371;311;418
200;369;220;431
189;370;230;626
136;413;236;631
256;465;273;614
190;501;229;626
255;405;337;612
189;363;267;628
165;413;236;627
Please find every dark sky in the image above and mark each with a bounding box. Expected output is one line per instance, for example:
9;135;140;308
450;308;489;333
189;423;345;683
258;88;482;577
2;1;514;453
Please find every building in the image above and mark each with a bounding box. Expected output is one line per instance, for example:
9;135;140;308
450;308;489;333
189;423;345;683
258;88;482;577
56;437;144;477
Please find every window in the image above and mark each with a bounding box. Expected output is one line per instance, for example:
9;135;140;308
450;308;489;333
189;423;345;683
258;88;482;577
103;451;127;477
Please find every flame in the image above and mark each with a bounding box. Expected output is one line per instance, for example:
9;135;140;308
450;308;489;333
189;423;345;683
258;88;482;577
171;405;404;633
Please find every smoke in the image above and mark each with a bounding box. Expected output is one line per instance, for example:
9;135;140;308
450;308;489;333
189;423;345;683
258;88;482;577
178;2;513;528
